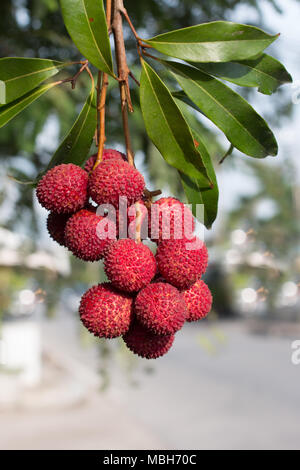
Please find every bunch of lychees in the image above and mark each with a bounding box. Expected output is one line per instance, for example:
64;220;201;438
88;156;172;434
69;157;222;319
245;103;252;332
37;149;212;359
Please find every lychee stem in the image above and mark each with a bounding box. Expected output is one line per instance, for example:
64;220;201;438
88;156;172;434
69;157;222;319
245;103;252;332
134;201;142;243
94;0;112;170
112;0;135;167
94;71;108;170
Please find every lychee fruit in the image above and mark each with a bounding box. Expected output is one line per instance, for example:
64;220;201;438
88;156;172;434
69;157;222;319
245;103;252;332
156;237;208;289
149;197;195;242
79;283;133;338
104;239;156;292
134;282;187;335
36;163;88;214
182;280;212;322
46;212;70;247
84;149;126;173
65;208;116;261
123;321;174;359
88;159;145;208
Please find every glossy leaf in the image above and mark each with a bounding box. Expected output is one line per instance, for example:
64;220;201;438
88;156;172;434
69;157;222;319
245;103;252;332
190;54;292;95
0;58;67;104
163;60;278;158
172;90;203;114
179;130;219;228
60;0;113;75
140;60;211;186
43;89;97;173
0;83;57;128
145;21;278;63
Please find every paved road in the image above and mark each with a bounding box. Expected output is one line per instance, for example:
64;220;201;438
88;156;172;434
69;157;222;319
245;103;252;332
120;322;300;450
1;319;300;449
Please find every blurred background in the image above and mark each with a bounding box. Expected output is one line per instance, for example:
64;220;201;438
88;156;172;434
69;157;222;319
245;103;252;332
0;0;300;450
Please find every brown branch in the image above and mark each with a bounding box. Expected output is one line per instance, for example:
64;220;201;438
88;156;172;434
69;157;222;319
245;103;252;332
54;60;89;88
112;0;134;167
93;0;113;169
129;70;140;86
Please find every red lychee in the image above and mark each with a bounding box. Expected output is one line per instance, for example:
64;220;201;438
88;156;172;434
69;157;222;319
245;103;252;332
149;197;195;242
156;237;208;289
182;280;212;322
84;149;127;173
65;208;116;261
104;239;156;292
36;163;88;214
88;159;145;208
123;321;174;359
134;282;187;335
46;212;70;247
79;283;133;338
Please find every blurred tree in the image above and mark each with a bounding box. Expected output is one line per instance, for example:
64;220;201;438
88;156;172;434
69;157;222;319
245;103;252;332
0;0;296;236
220;157;300;315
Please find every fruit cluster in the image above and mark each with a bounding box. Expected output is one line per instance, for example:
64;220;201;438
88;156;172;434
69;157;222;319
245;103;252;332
36;149;212;359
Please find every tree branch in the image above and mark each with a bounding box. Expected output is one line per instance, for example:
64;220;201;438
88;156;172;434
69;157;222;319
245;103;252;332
94;0;113;169
112;0;134;167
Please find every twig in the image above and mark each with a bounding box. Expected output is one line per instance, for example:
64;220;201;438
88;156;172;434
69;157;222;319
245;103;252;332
120;6;152;50
94;0;113;169
141;49;160;62
219;143;234;164
54;60;89;88
112;0;134;166
129;70;140;86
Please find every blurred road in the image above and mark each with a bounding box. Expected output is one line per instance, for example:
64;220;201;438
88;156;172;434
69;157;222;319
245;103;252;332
121;322;300;450
0;319;300;450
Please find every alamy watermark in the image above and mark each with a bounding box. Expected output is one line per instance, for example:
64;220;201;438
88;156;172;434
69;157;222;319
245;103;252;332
95;197;205;249
291;340;300;365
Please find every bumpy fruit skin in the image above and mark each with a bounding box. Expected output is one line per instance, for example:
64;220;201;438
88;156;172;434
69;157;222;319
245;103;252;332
36;164;88;214
104;239;156;292
46;212;70;247
150;197;195;242
84;149;127;172
88;159;145;208
134;282;187;335
156;237;208;289
79;283;133;338
65;209;116;261
183;280;212;322
124;321;174;359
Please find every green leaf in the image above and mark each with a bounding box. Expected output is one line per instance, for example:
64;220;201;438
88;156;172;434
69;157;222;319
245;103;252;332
0;58;67;104
180;130;219;228
162;60;278;158
140;60;211;186
144;21;278;63
172;90;203;114
60;0;113;75
43;88;97;173
190;54;292;95
0;83;57;128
